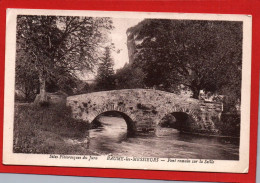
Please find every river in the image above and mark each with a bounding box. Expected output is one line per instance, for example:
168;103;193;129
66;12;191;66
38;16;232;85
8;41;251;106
87;116;239;160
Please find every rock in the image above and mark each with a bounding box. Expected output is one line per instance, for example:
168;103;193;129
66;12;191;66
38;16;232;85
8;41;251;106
34;91;67;106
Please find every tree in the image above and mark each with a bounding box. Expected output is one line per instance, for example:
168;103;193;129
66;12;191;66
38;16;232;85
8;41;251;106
16;15;113;103
15;48;39;101
95;46;115;91
128;19;242;99
114;63;146;89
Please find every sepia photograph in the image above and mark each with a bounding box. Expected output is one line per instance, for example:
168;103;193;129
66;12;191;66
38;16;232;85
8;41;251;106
3;9;252;173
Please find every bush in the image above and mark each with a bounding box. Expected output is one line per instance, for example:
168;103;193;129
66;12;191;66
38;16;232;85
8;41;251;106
215;113;240;137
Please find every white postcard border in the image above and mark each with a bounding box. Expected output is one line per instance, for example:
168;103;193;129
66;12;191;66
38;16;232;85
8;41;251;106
3;9;252;173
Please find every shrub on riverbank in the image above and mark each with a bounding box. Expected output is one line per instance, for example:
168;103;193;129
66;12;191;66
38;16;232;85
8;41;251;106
13;103;93;154
217;113;240;137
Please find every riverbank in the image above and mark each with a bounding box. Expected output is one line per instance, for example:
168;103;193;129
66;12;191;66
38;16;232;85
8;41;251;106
13;103;96;155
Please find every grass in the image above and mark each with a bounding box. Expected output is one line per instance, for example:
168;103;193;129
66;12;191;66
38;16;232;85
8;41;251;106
13;103;96;155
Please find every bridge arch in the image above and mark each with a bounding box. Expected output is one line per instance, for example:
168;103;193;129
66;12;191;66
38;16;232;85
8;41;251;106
166;106;199;122
90;110;136;134
87;103;137;122
159;107;200;132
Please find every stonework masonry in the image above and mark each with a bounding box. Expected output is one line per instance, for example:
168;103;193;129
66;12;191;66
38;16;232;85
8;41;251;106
67;89;223;135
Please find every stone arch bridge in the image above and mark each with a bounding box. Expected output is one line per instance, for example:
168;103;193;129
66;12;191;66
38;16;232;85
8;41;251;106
67;89;223;135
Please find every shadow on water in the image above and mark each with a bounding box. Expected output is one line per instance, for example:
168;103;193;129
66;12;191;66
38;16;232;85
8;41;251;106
86;116;239;160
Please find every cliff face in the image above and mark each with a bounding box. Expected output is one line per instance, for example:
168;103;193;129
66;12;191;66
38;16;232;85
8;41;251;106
126;28;137;65
126;31;135;65
126;19;151;65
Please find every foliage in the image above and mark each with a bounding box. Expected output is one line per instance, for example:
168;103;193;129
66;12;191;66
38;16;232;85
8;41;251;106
128;19;242;99
158;114;177;128
72;81;97;95
16;15;113;101
15;48;40;101
95;46;115;90
214;113;240;137
113;63;146;89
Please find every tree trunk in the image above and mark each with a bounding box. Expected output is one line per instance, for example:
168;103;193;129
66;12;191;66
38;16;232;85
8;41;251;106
24;88;30;102
39;71;47;103
191;87;200;99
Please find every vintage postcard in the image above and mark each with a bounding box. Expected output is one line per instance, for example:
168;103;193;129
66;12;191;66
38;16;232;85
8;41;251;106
3;9;252;173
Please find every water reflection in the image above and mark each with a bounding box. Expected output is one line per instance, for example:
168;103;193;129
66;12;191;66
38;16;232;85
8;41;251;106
87;116;239;160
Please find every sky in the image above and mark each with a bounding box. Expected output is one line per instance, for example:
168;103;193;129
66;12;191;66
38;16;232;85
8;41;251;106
110;18;143;70
81;18;143;80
